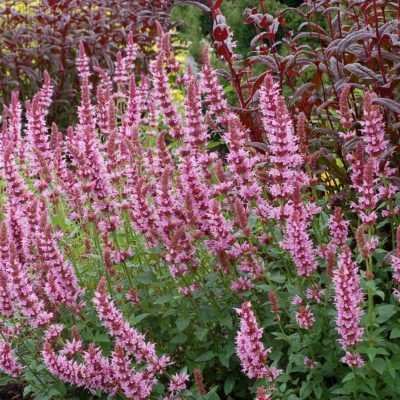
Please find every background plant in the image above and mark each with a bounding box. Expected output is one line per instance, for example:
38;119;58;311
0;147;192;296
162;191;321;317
0;0;175;128
0;2;400;400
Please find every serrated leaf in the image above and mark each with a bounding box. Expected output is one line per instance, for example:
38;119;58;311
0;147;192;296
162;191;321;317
375;304;396;323
390;326;400;339
195;351;215;362
176;317;191;332
224;378;235;395
154;294;173;304
371;357;386;374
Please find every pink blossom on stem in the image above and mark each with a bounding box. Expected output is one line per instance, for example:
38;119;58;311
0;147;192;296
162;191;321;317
235;301;280;380
333;247;364;348
26;86;53;176
295;306;315;330
111;345;157;400
281;187;317;277
36;211;83;311
306;286;324;304
391;228;400;298
43;342;88;389
151;39;182;139
205;200;235;254
338;85;353;130
351;158;378;226
184;78;208;148
361;92;387;159
341;351;365;368
348;142;365;191
165;226;198;279
199;46;229;125
179;151;211;225
259;73;307;201
291;295;304;306
329;207;349;247
94;278;169;371
3;90;22;152
0;269;14;318
224;116;265;202
3;223;52;327
304;356;317;369
256;387;272;400
0;341;23;377
231;277;254;292
168;372;189;393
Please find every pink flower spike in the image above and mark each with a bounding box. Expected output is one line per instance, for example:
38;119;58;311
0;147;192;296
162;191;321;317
0;341;23;377
342;352;365;368
333;248;364;349
235;301;276;380
296;305;315;330
168;372;189;394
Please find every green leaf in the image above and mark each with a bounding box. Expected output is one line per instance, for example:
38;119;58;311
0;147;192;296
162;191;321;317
300;382;313;398
375;304;396;323
220;313;232;329
154;294;173;304
170;333;188;344
387;359;396;379
371;357;386;375
195;351;215;362
195;327;208;342
342;372;354;383
365;347;378;362
390;326;400;339
224;378;235;395
176;317;191;332
129;313;150;324
314;386;323;399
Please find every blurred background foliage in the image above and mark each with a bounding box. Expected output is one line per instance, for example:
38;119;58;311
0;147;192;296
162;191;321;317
171;0;303;61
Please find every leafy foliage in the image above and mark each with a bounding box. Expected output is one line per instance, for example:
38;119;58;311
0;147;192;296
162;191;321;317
0;0;174;127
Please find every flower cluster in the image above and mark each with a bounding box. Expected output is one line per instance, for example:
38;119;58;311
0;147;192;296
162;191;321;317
333;248;364;355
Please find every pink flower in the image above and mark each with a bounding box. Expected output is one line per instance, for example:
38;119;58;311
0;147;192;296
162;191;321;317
341;352;365;368
168;372;189;393
44;324;64;343
151;34;183;139
165;226;198;278
224;116;264;203
199;46;229;125
333;248;364;349
205;200;235;254
4;226;53;327
296;306;315;330
259;74;307;201
391;228;400;284
281;187;317;277
291;295;304;306
37;210;83;311
235;301;279;380
94;278;169;372
0;341;23;377
351;158;379;226
184;78;208;148
231;277;254;292
256;387;272;400
304;356;317;369
338;85;353;129
306;287;325;304
329;207;349;247
268;291;280;320
361;92;387;159
111;345;156;400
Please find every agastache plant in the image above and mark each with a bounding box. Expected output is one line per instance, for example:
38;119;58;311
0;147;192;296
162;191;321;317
0;12;399;399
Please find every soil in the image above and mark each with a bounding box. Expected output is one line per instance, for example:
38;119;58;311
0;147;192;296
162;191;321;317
0;384;32;400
